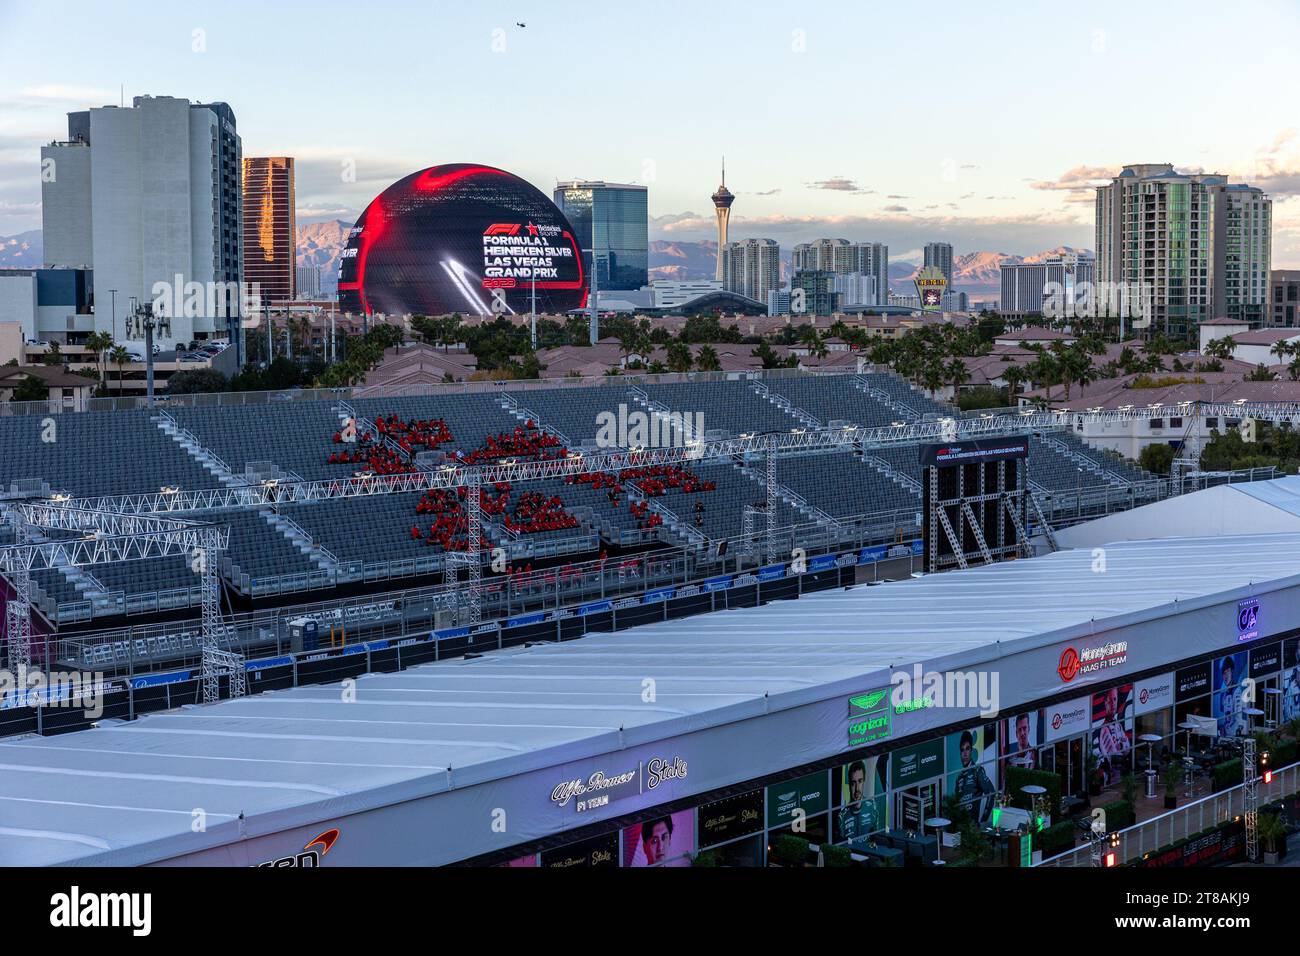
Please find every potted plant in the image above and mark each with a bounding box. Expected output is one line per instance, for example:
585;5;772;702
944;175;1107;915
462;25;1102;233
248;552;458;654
769;833;811;868
1163;757;1182;810
1259;812;1287;865
821;843;853;868
1086;750;1103;797
1120;772;1138;807
940;793;969;847
1284;717;1300;743
955;821;991;866
692;849;720;867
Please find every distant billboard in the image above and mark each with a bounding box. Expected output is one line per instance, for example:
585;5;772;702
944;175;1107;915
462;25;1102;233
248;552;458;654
337;163;588;316
914;265;947;312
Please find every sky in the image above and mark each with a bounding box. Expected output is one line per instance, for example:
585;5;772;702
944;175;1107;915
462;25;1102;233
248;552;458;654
1;0;1298;263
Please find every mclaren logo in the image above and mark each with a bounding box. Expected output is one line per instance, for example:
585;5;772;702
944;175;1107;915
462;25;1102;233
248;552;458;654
255;828;341;867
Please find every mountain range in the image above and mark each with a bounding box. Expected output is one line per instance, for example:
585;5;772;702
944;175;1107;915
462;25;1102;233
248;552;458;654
295;219;352;293
0;230;42;268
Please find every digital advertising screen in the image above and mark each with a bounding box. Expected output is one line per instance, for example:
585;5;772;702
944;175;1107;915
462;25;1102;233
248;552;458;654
1000;711;1040;773
832;756;888;842
945;725;997;822
338;163;589;317
1091;683;1134;787
622;809;695;867
1213;651;1249;738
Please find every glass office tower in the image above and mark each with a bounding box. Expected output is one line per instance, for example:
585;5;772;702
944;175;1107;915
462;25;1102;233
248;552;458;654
553;181;649;290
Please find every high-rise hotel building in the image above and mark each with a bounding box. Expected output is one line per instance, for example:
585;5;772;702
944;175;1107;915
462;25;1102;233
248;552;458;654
791;239;889;306
1095;164;1271;336
41;95;243;353
721;238;780;304
242;157;297;307
552;180;649;291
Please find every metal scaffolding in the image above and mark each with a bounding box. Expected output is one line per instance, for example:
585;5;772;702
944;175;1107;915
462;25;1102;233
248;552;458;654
23;399;1297;634
50;413;1079;517
766;435;779;564
0;504;242;704
1242;734;1258;863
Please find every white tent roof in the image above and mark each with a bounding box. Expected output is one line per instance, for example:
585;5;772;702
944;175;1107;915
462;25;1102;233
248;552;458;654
1055;475;1300;548
3;531;1300;865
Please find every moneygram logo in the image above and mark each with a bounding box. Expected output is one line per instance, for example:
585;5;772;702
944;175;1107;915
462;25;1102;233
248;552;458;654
1057;639;1128;683
1058;647;1082;682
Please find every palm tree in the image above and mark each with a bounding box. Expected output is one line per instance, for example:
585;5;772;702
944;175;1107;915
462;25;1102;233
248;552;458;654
946;358;968;396
798;323;828;358
1002;364;1026;403
1270;339;1294;367
665;340;693;373
920;361;945;397
84;331;113;388
694;345;721;372
1026;352;1060;402
109;345;130;395
1204;335;1236;361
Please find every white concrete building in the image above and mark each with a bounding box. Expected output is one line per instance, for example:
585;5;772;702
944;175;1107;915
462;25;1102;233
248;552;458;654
649;279;723;309
1197;317;1250;354
40;96;243;350
40;140;92;268
832;272;877;308
1223;328;1300;367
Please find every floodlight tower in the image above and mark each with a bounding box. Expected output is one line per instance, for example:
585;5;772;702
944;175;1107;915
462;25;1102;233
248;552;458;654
127;301;170;404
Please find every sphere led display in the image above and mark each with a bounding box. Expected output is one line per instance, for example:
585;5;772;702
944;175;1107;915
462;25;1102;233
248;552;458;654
338;164;588;316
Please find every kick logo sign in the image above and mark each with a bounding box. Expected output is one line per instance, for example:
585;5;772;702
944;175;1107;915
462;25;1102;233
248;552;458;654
255;828;341;867
1237;599;1260;642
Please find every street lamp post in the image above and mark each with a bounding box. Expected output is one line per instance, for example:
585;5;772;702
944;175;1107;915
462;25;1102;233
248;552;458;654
585;247;600;346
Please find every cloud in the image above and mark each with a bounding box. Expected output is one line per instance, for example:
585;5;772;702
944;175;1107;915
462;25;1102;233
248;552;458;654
17;85;116;103
807;178;871;193
651;211;705;229
1262;129;1297;156
752;188;782;196
296;204;355;219
886;194;909;199
1249;159;1300;197
882;204;909;213
1029;164;1119;205
286;149;421;227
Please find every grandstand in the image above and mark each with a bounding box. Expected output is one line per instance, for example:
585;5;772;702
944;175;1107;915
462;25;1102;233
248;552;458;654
0;368;1180;666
